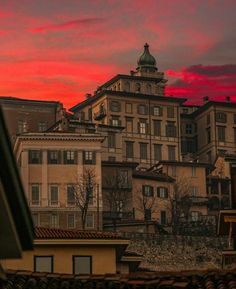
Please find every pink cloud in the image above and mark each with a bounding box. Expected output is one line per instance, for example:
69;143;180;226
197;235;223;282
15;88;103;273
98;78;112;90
30;18;105;33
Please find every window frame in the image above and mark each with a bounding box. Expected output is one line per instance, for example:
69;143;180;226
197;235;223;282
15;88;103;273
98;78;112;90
73;255;92;275
29;150;42;164
34;255;53;273
31;184;40;206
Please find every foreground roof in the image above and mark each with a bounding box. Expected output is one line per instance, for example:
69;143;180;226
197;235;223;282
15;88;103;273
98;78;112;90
0;108;34;253
4;269;236;289
35;227;126;240
133;170;175;182
0;96;61;107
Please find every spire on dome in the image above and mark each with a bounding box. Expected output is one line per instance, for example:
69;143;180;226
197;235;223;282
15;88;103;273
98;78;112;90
137;43;158;71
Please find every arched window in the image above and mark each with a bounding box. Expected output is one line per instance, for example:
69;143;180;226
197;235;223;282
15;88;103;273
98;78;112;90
135;83;141;93
124;82;130;92
118;83;121;91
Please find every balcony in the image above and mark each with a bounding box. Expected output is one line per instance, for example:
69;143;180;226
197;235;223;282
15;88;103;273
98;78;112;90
189;196;209;206
94;108;106;120
103;211;135;221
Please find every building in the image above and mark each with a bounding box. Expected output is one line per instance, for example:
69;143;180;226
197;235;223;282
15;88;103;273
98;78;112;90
70;44;186;166
3;227;140;275
0;96;64;143
0;108;34;285
14;132;105;230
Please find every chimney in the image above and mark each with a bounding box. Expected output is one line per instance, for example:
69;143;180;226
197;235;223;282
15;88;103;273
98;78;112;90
226;96;231;103
85;93;91;99
203;96;209;103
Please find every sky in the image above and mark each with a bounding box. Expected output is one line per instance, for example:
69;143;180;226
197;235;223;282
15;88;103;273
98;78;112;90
0;0;236;109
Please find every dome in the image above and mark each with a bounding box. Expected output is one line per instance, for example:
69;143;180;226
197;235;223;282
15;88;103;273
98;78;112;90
137;43;157;69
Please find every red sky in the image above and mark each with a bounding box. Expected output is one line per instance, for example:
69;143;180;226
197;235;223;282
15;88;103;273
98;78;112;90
0;0;236;109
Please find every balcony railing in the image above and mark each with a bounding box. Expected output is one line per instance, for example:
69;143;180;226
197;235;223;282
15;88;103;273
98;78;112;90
103;211;135;221
189;196;209;205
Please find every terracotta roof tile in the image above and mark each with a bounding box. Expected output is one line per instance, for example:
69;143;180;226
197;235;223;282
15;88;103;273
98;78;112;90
4;270;236;289
35;227;125;240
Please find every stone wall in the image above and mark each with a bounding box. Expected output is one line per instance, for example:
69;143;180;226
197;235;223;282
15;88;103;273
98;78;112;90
126;235;228;271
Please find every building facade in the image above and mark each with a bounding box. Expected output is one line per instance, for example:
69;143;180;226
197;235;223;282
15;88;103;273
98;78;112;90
14;133;104;230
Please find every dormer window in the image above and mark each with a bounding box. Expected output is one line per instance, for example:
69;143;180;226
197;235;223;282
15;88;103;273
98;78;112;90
146;84;152;94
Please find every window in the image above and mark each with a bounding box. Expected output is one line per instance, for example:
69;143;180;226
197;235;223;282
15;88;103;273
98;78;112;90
110;101;121;112
88;108;92;121
29;150;42;164
124;82;130;92
50;185;59;206
64;151;77;164
153;120;161;136
171;166;176;177
142;185;153;197
166;122;176;137
126;118;133;133
31;185;40;206
80;111;85;121
108;133;116;148
160;211;167;225
48;150;60;164
119;170;129;187
144;209;151;221
206;128;211;143
38;121;47;132
138;120;148;134
191;166;197;177
126;141;133;158
32;213;39;226
110;117;121;126
218;126;226;142
167;106;175;118
153;144;162;161
83;151;96;164
86;213;94;229
191;211;199;222
140;143;148;160
137;104;147;115
216;112;227;123
185;124;192;134
34;256;53;273
17;120;27;133
157;187;168;198
51;214;58;228
73;256;92;275
67;185;75;206
125;103;132;113
153;106;162;116
68;214;75;229
190;186;198;196
168;146;176;161
135;83;141;93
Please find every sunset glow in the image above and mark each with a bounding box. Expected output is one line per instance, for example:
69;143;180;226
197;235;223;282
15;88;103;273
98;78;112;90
0;0;235;108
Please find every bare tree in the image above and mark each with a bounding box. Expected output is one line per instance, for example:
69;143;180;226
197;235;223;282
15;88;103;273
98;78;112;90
103;173;132;231
167;177;192;234
71;167;97;230
135;187;158;222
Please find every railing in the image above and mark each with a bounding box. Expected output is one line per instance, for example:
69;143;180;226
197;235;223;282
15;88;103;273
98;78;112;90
103;211;135;220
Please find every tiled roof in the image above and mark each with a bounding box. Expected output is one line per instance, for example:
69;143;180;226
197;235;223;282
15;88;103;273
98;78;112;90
4;269;236;289
35;227;125;240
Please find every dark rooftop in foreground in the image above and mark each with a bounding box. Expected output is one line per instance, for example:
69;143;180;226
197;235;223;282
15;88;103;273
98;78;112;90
4;269;236;289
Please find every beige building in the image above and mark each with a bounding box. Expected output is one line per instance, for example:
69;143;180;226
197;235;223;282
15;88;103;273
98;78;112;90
0;96;64;143
181;98;236;164
70;44;186;166
14;132;104;230
3;227;140;274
